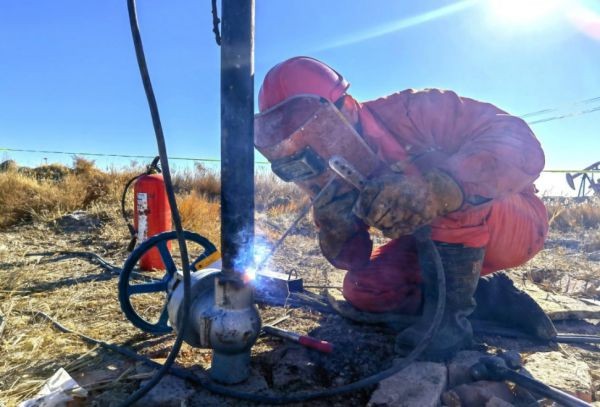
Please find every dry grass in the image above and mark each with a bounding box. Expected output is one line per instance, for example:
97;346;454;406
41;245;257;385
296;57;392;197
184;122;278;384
0;159;303;232
0;158;136;228
177;192;221;247
546;196;600;232
172;163;221;199
255;170;304;212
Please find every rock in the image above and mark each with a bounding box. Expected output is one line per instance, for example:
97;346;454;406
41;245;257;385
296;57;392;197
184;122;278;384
522;283;600;320
523;351;593;402
442;381;514;407
447;350;488;388
367;361;447;407
135;374;194;407
55;211;101;232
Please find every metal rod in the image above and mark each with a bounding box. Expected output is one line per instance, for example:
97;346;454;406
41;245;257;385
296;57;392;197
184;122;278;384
220;0;255;278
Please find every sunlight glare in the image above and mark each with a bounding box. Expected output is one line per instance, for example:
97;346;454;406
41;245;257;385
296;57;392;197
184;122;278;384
568;3;600;40
488;0;567;24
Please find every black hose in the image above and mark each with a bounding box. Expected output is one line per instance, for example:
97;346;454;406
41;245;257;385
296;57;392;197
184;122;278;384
120;173;141;248
121;0;192;405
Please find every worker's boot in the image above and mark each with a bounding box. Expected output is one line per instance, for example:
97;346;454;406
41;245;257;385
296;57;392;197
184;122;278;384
395;242;484;361
470;272;557;340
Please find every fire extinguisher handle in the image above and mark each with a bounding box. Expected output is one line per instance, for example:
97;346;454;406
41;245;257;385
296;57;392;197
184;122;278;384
147;156;161;173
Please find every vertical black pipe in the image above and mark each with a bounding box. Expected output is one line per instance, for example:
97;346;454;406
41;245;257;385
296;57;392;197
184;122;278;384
220;0;255;278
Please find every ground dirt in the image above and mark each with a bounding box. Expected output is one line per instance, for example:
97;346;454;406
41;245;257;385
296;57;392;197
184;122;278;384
0;199;599;406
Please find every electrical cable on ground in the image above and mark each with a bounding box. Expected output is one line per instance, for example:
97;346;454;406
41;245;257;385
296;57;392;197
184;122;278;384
25;251;162;283
27;251;120;273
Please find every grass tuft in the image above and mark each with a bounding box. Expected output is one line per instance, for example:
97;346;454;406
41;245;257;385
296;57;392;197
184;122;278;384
546;197;600;231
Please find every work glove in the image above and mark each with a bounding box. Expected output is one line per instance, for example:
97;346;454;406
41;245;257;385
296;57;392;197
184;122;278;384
313;181;372;270
353;166;464;239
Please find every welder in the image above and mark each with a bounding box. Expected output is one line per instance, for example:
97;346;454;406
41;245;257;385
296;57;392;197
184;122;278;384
255;56;554;359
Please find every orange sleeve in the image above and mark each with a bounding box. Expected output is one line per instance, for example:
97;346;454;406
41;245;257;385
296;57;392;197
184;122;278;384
364;89;545;204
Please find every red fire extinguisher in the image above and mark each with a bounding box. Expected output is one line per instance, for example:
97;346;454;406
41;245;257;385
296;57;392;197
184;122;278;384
121;157;172;271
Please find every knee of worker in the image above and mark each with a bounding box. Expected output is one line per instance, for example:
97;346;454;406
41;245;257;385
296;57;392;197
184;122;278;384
482;189;548;274
342;236;423;314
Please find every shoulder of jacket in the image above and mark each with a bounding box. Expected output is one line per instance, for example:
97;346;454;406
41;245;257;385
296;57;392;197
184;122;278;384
363;88;461;104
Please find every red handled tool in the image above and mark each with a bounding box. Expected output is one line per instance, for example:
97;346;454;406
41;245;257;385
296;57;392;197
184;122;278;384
263;325;333;353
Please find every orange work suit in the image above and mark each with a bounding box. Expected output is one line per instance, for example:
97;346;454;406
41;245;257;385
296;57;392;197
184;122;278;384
328;89;548;313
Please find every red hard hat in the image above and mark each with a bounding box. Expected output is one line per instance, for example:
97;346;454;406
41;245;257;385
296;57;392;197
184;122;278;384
258;57;350;112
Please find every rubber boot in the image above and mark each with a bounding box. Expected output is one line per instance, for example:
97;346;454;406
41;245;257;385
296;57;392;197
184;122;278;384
470;272;557;340
395;242;484;361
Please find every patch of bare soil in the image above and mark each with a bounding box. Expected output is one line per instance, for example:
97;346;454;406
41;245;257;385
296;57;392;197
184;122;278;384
1;202;599;406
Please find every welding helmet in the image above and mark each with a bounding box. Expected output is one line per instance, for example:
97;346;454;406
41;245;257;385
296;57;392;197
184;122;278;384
258;57;350;112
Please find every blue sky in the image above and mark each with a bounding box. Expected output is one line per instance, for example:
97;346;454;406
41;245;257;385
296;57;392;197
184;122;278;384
1;0;599;194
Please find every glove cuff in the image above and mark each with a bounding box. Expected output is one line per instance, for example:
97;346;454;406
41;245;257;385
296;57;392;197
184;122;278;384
319;227;372;270
426;169;464;215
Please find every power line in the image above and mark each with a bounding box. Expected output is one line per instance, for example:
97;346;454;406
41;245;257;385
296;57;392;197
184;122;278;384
3;96;600;168
3;146;600;174
520;95;600;119
526;105;600;125
0;147;269;165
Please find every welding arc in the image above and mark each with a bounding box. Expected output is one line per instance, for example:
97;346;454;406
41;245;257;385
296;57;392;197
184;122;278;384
121;0;192;405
